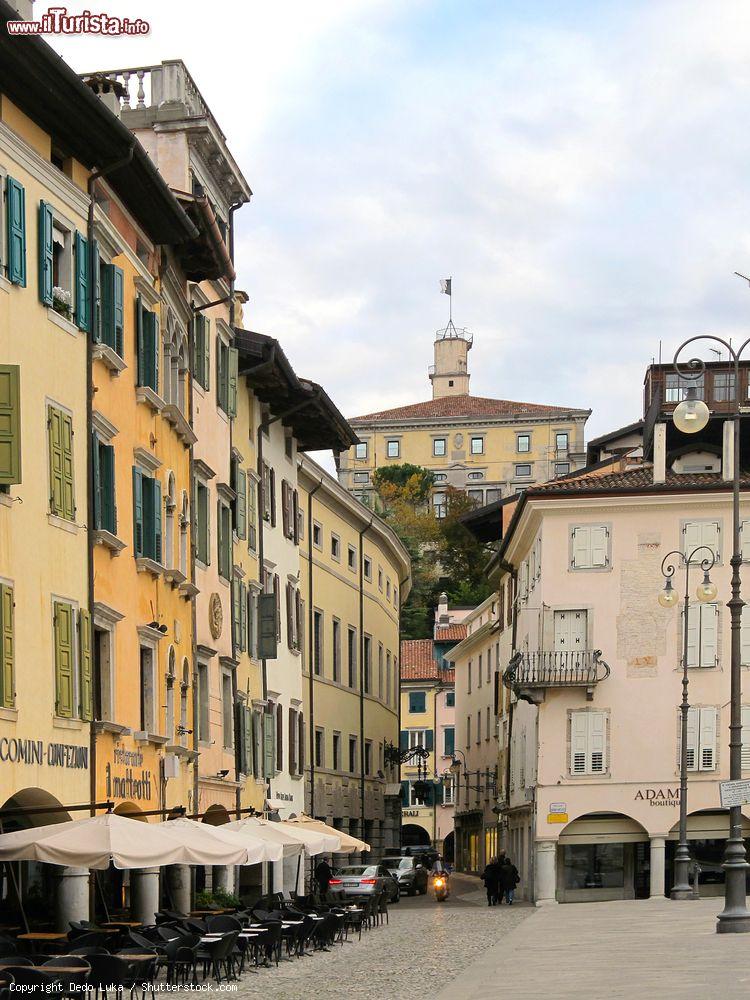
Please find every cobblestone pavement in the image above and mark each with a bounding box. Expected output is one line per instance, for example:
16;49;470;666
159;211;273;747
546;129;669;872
230;875;530;1000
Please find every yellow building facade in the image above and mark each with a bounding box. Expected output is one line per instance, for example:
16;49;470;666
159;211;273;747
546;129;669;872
298;455;409;855
338;327;591;509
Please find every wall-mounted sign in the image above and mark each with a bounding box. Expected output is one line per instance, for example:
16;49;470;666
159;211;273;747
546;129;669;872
403;810;423;818
209;593;223;640
105;745;153;802
720;779;750;808
634;788;680;807
0;737;88;769
547;813;568;824
549;802;567;814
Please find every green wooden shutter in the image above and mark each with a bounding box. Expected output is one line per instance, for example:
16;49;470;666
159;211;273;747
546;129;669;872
196;479;209;565
48;405;74;519
235;701;246;773
92;240;100;343
101;262;115;349
263;712;275;777
228;347;238;417
202;318;211;390
92;432;101;529
217;337;227;410
113;265;124;357
132;465;144;556
232;576;241;650
0;584;15;708
74;231;90;332
101;442;116;534
60;411;75;520
258;593;278;660
243;706;252;773
425;729;434;751
53;601;74;718
151;310;160;394
236;467;247;540
6;177;26;286
240;581;247;653
136;295;145;385
153;477;162;563
38;200;53;306
0;365;21;486
78;608;92;721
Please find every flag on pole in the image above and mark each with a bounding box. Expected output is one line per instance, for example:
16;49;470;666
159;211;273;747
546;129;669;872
440;278;452;296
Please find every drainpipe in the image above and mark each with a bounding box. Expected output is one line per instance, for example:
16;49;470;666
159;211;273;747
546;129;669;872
358;518;374;841
307;477;324;817
86;143;134;921
187;304;200;819
395;570;410;852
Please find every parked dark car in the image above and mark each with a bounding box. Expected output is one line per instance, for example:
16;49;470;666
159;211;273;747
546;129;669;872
386;856;429;896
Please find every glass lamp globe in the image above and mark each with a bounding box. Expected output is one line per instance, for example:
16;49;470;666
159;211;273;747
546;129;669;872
658;582;679;609
673;393;710;434
696;574;718;603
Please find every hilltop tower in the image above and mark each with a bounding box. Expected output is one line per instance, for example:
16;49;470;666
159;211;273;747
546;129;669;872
429;320;473;399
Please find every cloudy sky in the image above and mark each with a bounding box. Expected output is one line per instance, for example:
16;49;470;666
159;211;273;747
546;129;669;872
44;0;750;458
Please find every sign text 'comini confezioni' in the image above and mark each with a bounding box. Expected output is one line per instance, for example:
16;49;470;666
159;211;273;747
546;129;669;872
0;737;88;768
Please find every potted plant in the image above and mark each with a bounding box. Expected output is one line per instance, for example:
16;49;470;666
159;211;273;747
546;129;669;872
52;286;72;319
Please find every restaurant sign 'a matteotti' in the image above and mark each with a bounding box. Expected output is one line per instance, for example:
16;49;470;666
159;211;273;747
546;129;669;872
634;787;680;807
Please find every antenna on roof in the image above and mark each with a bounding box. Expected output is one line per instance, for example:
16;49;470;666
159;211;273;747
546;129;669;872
658;340;662;365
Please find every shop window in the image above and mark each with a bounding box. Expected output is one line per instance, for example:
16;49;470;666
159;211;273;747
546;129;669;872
562;844;624;890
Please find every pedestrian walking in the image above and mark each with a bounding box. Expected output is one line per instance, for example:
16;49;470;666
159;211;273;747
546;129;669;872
315;858;333;895
499;856;520;904
481;857;501;906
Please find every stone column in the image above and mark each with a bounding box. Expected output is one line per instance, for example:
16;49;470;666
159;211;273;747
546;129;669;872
535;841;557;905
649;837;666;899
167;865;191;915
212;866;231;893
131;867;160;925
54;867;90;931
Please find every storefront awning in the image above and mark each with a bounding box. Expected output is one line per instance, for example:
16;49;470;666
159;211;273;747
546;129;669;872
226;816;335;857
286;814;369;853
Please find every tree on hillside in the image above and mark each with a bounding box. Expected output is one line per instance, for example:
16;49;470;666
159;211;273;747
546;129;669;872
371;466;493;638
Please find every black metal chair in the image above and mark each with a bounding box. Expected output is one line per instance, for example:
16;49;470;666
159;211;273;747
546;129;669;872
69;947;110;957
84;954;132;1000
195;932;239;983
0;958;31;967
41;957;90;998
7;966;64;998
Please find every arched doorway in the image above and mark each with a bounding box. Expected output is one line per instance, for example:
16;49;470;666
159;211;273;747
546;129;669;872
402;823;431;848
558;812;650;902
666;810;750;897
442;831;455;864
0;788;71;925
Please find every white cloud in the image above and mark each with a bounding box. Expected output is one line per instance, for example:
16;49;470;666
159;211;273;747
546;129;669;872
41;0;750;450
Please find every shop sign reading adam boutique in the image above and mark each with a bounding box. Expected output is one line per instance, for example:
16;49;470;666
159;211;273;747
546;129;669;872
634;787;680;807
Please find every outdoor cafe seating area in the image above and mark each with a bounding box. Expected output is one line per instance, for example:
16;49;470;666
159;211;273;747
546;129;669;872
0;890;391;996
0;811;391;995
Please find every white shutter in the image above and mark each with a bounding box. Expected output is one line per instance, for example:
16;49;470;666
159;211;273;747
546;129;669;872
588;712;606;773
742;607;750;666
698;706;717;771
572;527;591;569
535;536;542;579
699;604;719;668
702;521;720;560
554;611;571;650
683;521;702;556
742;707;750;770
742;521;750;563
684;605;699;668
590;526;608;567
685;707;699;771
570;713;588;774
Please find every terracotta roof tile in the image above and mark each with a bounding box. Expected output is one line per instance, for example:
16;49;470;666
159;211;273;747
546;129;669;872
530;468;750;496
400;639;455;683
350;394;587;423
434;624;468;641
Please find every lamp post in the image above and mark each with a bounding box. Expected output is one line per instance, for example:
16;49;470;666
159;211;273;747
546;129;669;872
659;545;717;898
671;335;750;932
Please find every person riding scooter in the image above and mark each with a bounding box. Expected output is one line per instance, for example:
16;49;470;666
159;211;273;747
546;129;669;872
431;855;449;901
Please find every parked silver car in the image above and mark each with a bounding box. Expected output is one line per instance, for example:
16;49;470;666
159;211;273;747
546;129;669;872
387;856;429;896
330;864;400;902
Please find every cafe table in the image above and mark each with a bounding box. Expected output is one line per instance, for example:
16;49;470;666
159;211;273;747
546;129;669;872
101;921;143;929
16;932;68;952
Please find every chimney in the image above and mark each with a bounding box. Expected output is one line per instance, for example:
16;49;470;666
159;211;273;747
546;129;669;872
81;74;125;119
652;422;666;484
436;591;450;627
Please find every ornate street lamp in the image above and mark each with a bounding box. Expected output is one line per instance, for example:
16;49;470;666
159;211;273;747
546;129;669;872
659;545;717;898
671;335;750;932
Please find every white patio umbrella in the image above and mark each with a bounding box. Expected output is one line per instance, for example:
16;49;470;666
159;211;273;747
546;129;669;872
0;813;187;870
286;814;370;853
163;817;282;864
225;817;333;857
274;819;341;854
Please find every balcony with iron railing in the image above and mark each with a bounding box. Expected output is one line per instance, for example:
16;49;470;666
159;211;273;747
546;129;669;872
504;649;610;704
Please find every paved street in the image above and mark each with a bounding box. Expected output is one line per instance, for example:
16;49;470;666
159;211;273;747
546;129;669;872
439;896;750;1000
234;875;530;1000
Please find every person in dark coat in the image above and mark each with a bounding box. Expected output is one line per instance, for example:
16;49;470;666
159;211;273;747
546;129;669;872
499;856;520;904
315;859;333;895
481;858;501;906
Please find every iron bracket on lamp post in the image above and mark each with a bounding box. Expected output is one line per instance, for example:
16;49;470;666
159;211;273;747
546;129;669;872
659;544;717;899
672;332;750;932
